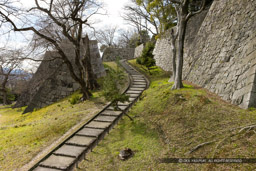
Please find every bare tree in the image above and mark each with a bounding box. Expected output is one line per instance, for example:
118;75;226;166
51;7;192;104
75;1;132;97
122;0;158;37
95;25;118;51
116;29;137;48
169;0;206;89
0;49;22;105
0;0;102;99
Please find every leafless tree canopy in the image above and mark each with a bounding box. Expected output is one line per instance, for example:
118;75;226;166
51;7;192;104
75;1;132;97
0;0;103;99
95;25;118;48
122;0;158;36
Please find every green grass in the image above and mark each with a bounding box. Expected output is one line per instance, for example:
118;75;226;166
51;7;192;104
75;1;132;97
0;91;105;171
77;60;256;171
0;62;124;171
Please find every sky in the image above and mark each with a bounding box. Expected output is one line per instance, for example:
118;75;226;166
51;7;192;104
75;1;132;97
98;0;131;28
0;0;132;48
0;0;132;70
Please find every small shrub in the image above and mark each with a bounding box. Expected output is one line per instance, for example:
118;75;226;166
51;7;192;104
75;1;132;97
69;93;80;105
101;60;129;110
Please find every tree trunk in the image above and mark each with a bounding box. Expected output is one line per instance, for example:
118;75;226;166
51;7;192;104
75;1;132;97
172;18;187;90
80;82;92;100
2;89;8;105
169;29;177;82
1;75;10;105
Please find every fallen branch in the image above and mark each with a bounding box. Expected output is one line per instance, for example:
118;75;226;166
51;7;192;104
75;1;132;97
229;123;256;132
211;133;235;158
238;124;256;133
189;140;216;154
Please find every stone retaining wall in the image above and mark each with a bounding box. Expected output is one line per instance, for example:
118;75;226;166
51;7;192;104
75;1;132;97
102;48;135;62
15;39;106;113
134;44;144;58
153;0;256;108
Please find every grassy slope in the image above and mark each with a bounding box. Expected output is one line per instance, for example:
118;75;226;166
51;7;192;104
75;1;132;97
0;62;118;171
77;59;256;171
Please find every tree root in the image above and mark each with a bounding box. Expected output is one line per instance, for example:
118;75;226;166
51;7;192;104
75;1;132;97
227;123;256;131
238;124;256;133
211;124;256;158
188;123;256;156
189;140;216;154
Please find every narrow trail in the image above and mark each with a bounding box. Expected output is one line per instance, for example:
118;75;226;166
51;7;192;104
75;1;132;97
28;60;149;171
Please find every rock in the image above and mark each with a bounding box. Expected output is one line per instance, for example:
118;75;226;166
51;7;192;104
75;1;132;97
119;148;133;160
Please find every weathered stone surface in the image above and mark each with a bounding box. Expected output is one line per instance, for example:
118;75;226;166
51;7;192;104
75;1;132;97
66;136;95;147
94;115;117;122
76;128;103;137
102;48;135;62
153;0;256;108
131;84;146;88
134;44;144;58
85;121;112;129
129;97;136;101
34;167;61;171
40;155;75;170
101;110;122;116
129;87;145;91
126;90;143;94
53;145;86;158
108;105;127;110
133;82;147;85
126;93;140;98
15;39;106;112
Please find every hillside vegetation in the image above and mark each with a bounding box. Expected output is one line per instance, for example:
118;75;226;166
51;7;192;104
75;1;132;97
0;62;122;171
77;59;256;171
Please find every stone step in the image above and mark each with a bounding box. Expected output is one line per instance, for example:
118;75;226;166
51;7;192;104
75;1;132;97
126;93;140;98
126;90;142;94
133;79;145;82
107;105;127;110
131;84;146;88
129;97;136;101
76;127;103;137
53;144;86;158
34;167;61;171
117;101;131;106
85;121;112;129
133;82;147;85
65;136;96;147
94;115;117;122
39;154;75;170
129;87;145;91
101;110;122;116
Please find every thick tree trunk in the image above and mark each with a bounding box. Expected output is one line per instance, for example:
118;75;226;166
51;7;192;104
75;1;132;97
80;82;92;100
172;18;187;89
